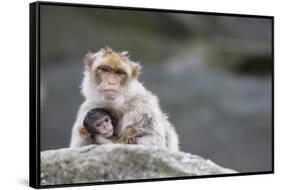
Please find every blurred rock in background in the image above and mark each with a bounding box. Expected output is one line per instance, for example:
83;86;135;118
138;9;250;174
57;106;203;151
40;4;272;173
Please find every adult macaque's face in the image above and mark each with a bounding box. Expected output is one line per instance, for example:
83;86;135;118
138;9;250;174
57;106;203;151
84;50;141;101
96;64;128;100
94;115;113;138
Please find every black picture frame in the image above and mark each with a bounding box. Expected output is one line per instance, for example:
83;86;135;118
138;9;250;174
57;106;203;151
29;1;274;189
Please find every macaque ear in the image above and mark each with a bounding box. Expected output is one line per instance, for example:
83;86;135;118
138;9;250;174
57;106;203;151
84;52;96;70
131;62;142;79
78;127;90;139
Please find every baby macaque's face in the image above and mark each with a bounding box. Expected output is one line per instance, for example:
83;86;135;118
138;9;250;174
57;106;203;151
93;115;113;138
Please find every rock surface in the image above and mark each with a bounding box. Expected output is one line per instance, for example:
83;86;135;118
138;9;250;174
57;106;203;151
41;145;237;186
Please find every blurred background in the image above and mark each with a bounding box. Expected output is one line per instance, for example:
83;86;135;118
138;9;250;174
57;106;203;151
40;4;272;173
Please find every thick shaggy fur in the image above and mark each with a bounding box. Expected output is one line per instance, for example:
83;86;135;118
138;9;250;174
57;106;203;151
70;48;179;151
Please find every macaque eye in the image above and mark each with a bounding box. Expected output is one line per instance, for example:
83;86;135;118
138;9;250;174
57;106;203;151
99;67;110;73
104;118;109;122
96;123;101;127
116;70;126;76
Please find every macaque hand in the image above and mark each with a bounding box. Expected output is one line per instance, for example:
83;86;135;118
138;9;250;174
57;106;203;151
129;126;145;137
127;136;137;144
125;126;145;144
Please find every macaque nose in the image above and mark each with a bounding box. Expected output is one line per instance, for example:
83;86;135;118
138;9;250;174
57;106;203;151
108;80;116;85
108;75;117;85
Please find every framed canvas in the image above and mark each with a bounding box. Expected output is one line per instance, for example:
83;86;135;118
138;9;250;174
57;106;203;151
29;1;274;188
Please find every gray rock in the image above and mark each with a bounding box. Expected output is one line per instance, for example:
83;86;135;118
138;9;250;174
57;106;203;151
40;145;237;186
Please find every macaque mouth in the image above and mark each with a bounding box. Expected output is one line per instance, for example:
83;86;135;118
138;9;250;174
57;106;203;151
101;89;118;93
103;128;113;135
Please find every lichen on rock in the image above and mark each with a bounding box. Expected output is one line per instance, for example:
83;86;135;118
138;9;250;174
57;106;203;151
40;144;237;186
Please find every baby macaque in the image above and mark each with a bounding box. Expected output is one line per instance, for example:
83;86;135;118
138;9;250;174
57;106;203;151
78;108;144;144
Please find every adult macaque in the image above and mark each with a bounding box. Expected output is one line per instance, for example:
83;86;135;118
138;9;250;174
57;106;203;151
78;108;144;144
70;47;179;151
